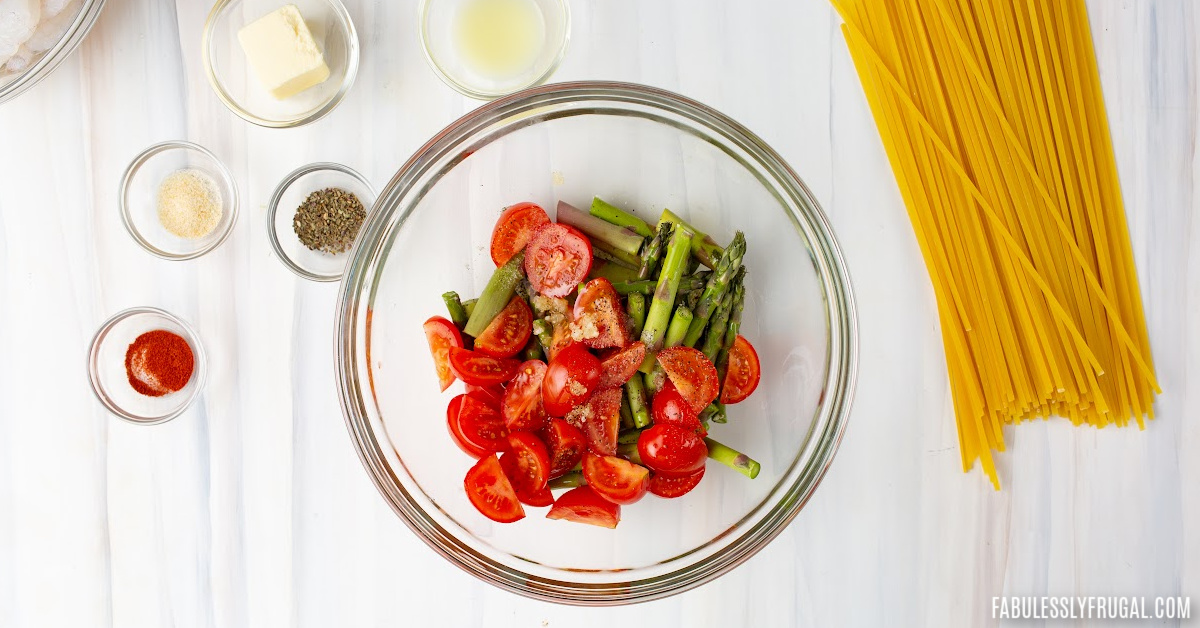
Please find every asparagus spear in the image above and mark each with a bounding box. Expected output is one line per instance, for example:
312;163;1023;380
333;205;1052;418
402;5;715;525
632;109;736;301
659;208;724;268
442;292;469;329
521;336;544;362
593;240;644;269
682;232;746;347
701;289;734;362
638;221;672;280
616;442;643;465
591;197;654;238
463;251;526;337
626;376;652;428
590;260;640;284
619;395;635;430
700;402;726;425
705;437;760;478
643;368;667;395
609;274;706;296
557;201;645;259
664;305;694;349
626;292;647;338
715;269;747;393
531;319;554;353
638;225;694;373
617;428;646;445
548;471;585;490
463;299;477;318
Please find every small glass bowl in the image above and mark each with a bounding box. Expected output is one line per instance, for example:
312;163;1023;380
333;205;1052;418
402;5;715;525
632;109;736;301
267;162;376;282
87;307;208;425
119;141;240;260
203;0;360;128
420;0;570;99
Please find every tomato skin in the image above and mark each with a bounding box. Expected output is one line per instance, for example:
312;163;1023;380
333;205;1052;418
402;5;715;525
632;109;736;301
637;424;708;477
572;278;631;349
572;387;621;456
520;487;554;507
502;360;548;432
541;418;587;478
465;383;505;406
499;432;551;503
541;343;601;417
598;341;646;388
582;453;650;505
651;381;706;436
546;486;620;528
464;454;525;523
474;297;533;358
491;202;550;266
448;347;521;386
525;223;593;298
721;335;762;404
649;466;705;498
656;347;720;414
423;316;464;391
447;393;509;458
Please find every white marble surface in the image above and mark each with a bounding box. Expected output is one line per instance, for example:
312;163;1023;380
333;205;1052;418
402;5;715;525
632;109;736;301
0;0;1196;626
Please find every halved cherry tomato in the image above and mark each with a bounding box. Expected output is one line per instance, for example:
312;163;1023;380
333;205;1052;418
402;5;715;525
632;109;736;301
541;343;601;417
546;486;620;528
575;387;622;455
448;347;521;386
651;380;706;436
520;487;553;507
423;316;464;392
637;423;708;477
649;466;705;498
448;394;509;458
474;297;533;358
502;360;548;432
721;335;762;404
598;341;645;388
491;202;550;266
466;383;505;406
656;347;720;414
572;278;630;349
548;311;574;360
525;223;593;298
541;418;587;478
582;452;650;505
465;454;525;523
499;432;551;504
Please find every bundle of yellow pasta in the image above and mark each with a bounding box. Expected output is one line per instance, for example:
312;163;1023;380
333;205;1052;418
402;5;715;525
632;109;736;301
831;0;1158;487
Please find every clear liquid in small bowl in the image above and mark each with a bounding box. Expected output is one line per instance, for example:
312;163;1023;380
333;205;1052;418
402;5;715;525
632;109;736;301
452;0;546;79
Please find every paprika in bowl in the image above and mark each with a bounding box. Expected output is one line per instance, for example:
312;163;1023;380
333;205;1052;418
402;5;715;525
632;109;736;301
87;307;208;425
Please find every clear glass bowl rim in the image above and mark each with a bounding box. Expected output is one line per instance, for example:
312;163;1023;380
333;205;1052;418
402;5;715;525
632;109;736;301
0;0;108;106
334;80;858;605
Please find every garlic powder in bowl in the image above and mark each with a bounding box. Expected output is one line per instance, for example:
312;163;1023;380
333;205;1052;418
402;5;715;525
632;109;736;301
157;169;224;239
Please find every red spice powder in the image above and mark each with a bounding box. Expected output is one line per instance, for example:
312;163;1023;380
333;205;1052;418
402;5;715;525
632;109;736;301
125;330;195;397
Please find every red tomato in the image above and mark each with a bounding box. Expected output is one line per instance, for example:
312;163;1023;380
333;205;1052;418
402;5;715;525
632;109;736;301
721;335;762;404
447;394;508;458
448;347;521;386
570;387;622;456
637;423;708;477
656;347;720;414
520;487;553;507
541;343;601;417
651;381;706;436
546;486;620;528
582;453;650;505
464;454;525;523
597;341;645;388
502;360;548;432
490;202;550;266
499;432;551;504
572;278;630;349
525;223;593;298
423;316;464;392
465;383;505;406
541;418;587;478
649;466;705;498
547;312;574;360
474;297;533;358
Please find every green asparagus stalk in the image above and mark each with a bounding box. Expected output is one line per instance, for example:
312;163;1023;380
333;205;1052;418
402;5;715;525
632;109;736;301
626;292;647;338
643;368;667;395
610;274;706;297
701;289;734;362
659;208;724;268
700;402;726;425
704;437;760;479
591;197;654;238
463;251;526;337
463;299;477;318
638;225;695;373
619;395;635;430
442;292;470;329
590;260;641;284
616;442;643;465
592;240;644;269
617;428;646;445
531;319;554;354
557;201;646;258
549;471;585;490
638;221;672;280
521;336;544;362
664;305;694;349
626;376;652;428
682;232;746;347
716;269;747;391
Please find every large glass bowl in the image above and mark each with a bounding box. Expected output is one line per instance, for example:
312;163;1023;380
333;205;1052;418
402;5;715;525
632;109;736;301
0;0;107;105
334;81;857;604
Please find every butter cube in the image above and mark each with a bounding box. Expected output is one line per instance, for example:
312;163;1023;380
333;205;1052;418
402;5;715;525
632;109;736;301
237;5;331;100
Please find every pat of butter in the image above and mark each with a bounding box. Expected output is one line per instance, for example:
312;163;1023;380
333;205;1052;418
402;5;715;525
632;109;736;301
237;5;331;100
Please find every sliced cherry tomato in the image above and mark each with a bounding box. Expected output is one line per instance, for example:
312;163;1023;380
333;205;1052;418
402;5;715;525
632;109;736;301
520;487;554;507
448;393;509;458
598;341;646;388
571;278;630;349
721;335;762;404
466;383;505;406
541;418;587;478
499;432;551;504
525;223;593;298
571;387;621;456
423;316;464;392
637;423;708;477
448;346;521;386
546;486;620;528
548;311;574;360
651;380;706;436
464;454;525;523
649;466;705;498
656;346;720;414
582;452;650;505
474;297;533;358
491;202;550;266
501;360;548;432
541;343;601;417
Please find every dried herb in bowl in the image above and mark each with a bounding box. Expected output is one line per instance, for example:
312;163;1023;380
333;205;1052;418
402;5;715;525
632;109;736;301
293;187;366;254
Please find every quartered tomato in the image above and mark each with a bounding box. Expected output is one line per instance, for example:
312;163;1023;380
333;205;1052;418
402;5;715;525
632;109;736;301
598;341;645;388
656;346;720;414
520;487;553;507
541;343;601;417
651;380;706;436
499;432;551;505
448;346;521;386
423;316;464;391
572;278;630;349
721;335;762;404
465;383;505;406
541;418;587;478
575;387;622;456
582;453;650;505
474;297;533;358
649;466;705;498
637;423;708;477
502;360;548;432
525;223;593;298
546;486;620;528
448;393;508;458
464;454;525;523
490;202;550;266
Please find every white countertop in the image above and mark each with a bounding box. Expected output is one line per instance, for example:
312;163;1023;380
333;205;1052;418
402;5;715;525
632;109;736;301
1;0;1196;626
